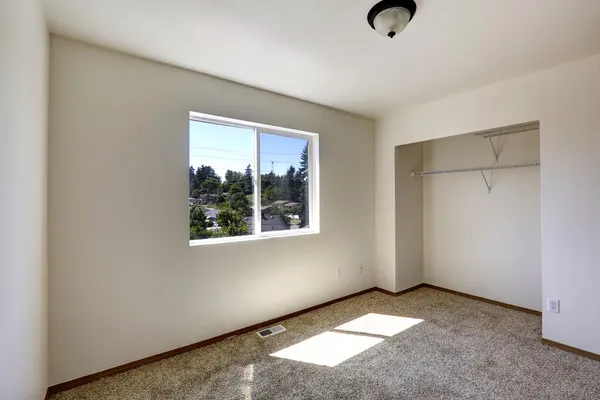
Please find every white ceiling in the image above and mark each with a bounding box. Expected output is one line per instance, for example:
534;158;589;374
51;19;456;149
42;0;600;118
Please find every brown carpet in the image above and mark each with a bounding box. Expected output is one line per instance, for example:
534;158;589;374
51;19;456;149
51;288;600;399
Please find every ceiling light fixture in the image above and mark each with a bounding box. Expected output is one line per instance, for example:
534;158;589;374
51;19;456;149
367;0;417;38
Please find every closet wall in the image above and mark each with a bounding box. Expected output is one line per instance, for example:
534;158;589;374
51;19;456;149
396;128;541;311
395;143;424;292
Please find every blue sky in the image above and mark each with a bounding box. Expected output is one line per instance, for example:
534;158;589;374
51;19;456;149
189;120;307;178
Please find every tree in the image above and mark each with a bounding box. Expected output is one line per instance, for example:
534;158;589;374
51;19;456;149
190;205;208;227
190;226;213;240
228;183;251;216
193;165;220;191
280;167;292;200
200;178;220;195
189;166;196;195
189;205;212;239
243;164;254;195
216;209;248;237
286;166;301;202
299;143;309;179
261;174;272;191
267;170;276;186
224;170;243;191
264;185;280;203
191;189;202;199
298;143;310;227
299;179;309;227
228;183;243;196
216;184;225;204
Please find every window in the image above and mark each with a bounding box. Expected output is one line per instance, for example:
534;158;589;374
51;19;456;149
188;112;319;245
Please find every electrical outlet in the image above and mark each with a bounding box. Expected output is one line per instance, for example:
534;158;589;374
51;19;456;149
336;268;340;279
548;298;560;314
359;263;364;274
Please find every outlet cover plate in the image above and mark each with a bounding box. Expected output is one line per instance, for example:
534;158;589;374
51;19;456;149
548;298;560;314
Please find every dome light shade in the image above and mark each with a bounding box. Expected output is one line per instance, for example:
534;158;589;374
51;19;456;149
367;0;417;38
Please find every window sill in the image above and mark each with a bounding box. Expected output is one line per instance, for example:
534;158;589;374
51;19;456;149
189;229;320;247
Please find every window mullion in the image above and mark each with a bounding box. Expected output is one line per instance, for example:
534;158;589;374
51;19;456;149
308;138;313;230
310;136;320;232
253;129;262;236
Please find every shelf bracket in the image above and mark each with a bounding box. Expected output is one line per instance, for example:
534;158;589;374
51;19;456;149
480;170;492;194
488;136;499;162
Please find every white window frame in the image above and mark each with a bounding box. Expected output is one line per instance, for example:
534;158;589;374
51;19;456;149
189;111;320;246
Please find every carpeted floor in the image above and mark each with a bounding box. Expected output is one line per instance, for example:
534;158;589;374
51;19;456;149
51;288;600;399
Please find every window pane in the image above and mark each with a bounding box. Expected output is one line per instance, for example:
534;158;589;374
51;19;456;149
260;133;310;231
189;120;255;240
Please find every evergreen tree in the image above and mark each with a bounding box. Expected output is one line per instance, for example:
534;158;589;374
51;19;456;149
286;166;301;202
189;205;212;239
190;205;208;228
189;166;196;195
243;164;254;195
268;170;276;186
298;143;309;227
299;143;309;179
261;174;272;191
279;180;289;200
299;181;309;227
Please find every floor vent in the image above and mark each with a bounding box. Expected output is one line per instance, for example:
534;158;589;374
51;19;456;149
257;325;286;338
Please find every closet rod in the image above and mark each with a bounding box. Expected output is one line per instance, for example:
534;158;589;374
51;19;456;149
411;161;540;177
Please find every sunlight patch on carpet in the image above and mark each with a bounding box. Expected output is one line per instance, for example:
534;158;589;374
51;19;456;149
242;364;254;399
243;364;254;382
270;331;383;367
334;313;424;337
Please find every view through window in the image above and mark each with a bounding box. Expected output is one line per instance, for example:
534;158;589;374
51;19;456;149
189;113;318;243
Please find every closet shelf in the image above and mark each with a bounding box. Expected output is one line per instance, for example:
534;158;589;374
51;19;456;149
474;120;539;161
412;121;540;193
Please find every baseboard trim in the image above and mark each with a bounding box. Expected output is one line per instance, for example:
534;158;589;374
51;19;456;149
47;287;377;396
46;283;543;397
421;284;542;316
375;283;425;296
542;339;600;362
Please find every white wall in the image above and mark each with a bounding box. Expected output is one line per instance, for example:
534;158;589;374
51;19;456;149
395;143;423;291
422;131;541;311
48;36;375;385
376;53;600;354
0;0;48;398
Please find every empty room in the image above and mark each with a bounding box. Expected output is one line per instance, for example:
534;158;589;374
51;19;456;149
2;0;600;399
